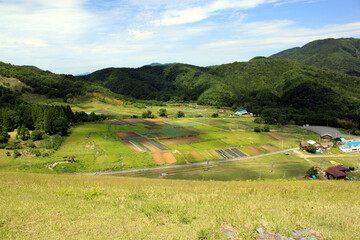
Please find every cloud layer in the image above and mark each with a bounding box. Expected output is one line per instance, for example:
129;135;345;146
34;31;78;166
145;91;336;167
0;0;359;74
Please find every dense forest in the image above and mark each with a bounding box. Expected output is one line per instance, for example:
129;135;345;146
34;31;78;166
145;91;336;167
271;38;360;77
0;86;106;145
0;38;360;130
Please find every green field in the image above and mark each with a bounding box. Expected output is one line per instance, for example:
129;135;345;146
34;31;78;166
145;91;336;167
1;172;359;239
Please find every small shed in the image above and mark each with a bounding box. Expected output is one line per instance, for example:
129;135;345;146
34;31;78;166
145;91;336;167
300;142;309;148
325;166;347;180
233;110;248;116
320;133;333;139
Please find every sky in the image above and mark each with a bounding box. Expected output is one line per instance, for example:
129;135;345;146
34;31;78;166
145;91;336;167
0;0;359;74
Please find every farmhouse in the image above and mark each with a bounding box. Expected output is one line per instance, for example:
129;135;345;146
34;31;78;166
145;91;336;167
232;110;248;116
339;141;360;152
325;166;347;180
320;133;333;139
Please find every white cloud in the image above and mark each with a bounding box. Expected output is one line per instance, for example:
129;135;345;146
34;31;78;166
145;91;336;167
128;30;156;40
156;0;278;26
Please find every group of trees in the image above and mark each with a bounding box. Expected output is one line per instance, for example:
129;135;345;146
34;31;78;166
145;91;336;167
0;102;107;144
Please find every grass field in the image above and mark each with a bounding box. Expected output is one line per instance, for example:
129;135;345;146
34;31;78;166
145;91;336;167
1;172;359;239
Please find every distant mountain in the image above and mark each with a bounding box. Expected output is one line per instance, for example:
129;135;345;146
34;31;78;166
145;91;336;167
271;38;360;77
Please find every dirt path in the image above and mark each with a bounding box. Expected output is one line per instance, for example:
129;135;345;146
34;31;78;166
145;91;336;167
293;149;360;158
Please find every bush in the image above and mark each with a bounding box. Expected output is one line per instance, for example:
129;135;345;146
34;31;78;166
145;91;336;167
33;149;41;157
142;110;155;118
306;145;317;153
211;113;219;118
158;108;167;117
306;166;318;177
177;111;185;118
13;150;21;158
254;127;261;132
254;118;263;124
31;130;44;141
6;151;11;156
0;143;7;149
27;140;36;148
263;124;270;132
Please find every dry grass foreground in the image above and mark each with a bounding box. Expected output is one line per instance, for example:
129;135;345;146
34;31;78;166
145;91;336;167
0;172;359;239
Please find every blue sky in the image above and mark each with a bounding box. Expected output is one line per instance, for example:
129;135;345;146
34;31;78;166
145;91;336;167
0;0;359;74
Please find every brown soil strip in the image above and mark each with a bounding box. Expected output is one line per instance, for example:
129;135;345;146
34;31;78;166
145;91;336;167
265;134;290;141
246;146;262;155
261;144;279;152
122;119;145;123
179;128;199;135
122;141;141;152
140;140;160;152
191;151;202;160
163;152;177;164
114;132;142;139
145;118;168;122
160;137;202;145
152;152;164;164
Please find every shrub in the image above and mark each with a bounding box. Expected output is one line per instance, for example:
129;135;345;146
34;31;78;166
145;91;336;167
177;111;185;118
211;113;219;118
263;124;270;132
254;127;261;132
142;110;155;118
306;145;317;153
13;150;21;158
6;151;11;156
31;130;44;141
33;149;41;157
158;108;167;117
306;166;318;177
27;140;36;148
254;118;263;124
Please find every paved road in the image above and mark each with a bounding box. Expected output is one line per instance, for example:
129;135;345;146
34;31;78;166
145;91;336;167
302;126;356;138
79;148;298;176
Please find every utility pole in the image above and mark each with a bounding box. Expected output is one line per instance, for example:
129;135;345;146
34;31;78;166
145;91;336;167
206;159;209;170
320;160;322;171
121;156;123;167
282;140;283;150
270;162;274;173
29;160;32;173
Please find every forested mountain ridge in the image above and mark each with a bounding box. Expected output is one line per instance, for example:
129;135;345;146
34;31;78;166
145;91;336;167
0;38;360;129
270;38;360;77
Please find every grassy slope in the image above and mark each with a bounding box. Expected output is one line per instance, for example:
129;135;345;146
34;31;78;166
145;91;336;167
1;172;359;239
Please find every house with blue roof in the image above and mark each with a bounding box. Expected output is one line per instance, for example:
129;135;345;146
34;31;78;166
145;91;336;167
340;141;360;152
232;110;249;117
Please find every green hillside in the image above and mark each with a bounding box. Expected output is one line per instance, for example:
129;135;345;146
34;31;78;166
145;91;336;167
81;57;360;128
271;38;360;77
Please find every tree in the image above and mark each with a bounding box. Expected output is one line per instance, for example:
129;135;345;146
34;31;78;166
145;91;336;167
306;166;318;177
0;127;10;144
306;145;317;153
158;108;167;117
177;111;185;118
254;127;261;132
31;130;44;141
263;124;270;132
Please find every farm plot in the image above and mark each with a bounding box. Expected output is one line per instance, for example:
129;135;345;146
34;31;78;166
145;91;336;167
140;139;168;152
191;151;203;160
265;134;290;141
215;148;247;159
140;128;190;138
152;152;164;164
160;136;202;145
114;132;145;140
162;152;177;164
246;146;263;155
261;144;279;152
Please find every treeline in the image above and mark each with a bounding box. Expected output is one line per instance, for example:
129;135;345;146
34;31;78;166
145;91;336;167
0;103;107;144
0;61;83;98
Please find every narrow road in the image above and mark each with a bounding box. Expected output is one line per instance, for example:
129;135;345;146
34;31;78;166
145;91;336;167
79;148;298;176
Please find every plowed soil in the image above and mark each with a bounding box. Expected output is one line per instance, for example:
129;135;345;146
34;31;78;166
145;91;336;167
265;134;290;141
261;144;279;151
162;152;177;164
245;146;262;155
114;132;143;139
191;151;202;160
160;137;202;145
152;153;164;164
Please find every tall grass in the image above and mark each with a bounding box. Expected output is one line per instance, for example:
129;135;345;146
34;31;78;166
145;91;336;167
0;172;359;239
